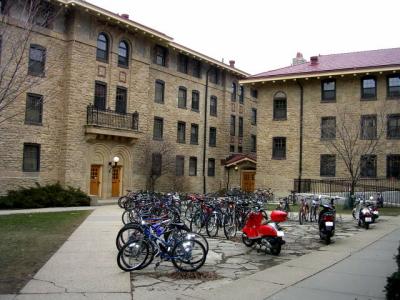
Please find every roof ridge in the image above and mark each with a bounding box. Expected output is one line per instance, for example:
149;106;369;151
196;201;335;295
317;46;400;58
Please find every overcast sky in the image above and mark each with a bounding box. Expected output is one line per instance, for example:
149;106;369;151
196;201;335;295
86;0;399;75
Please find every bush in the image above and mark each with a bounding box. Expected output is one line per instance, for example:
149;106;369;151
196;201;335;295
386;243;400;300
0;183;90;209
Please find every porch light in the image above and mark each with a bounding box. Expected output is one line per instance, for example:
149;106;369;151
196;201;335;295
109;156;120;169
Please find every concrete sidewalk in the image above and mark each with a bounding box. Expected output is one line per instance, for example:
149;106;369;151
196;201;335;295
195;216;400;300
0;205;130;300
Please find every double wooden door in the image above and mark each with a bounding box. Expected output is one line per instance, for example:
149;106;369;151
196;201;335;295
241;171;256;192
111;166;121;197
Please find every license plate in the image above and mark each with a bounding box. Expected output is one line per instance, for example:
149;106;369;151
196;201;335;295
365;217;372;222
325;222;334;227
277;231;284;237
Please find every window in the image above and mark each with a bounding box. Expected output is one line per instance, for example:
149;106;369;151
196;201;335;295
273;137;286;159
209;67;218;84
189;157;197;176
388;114;400;139
155;80;165;104
25;93;43;124
191;59;201;78
387;75;400;98
361;115;377;139
321;79;336;101
321;117;336;139
251;108;257;125
178;87;187;109
229;145;235;152
96;33;108;62
94;81;107;110
320;155;336;177
28;45;46;76
361;76;376;100
239;117;243;137
239;86;244;104
208;158;215;177
178;54;188;74
118;41;129;67
176;156;184;176
154;45;167;66
210;96;217;116
177;121;186;143
153;117;163;140
251;89;258;98
151;153;162;176
23;143;40;172
230;115;236;136
115;87;127;114
273;92;287;120
192;90;200;111
387;155;400;179
251;135;257;152
209;127;216;147
231;82;237;101
33;2;55;28
0;0;8;14
190;124;199;145
238;146;243;153
360;155;377;178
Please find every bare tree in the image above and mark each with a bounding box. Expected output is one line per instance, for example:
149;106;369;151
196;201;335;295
321;103;389;206
0;0;62;125
142;141;176;192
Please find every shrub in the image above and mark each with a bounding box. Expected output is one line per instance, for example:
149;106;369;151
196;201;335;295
0;183;90;209
385;243;400;300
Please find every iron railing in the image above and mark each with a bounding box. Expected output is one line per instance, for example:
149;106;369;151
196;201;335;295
293;177;400;206
87;105;139;131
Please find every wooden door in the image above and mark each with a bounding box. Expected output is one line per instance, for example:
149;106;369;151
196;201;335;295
111;166;121;197
241;171;255;192
90;165;101;195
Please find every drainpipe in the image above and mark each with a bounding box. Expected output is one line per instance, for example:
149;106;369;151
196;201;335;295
203;67;212;194
296;81;304;193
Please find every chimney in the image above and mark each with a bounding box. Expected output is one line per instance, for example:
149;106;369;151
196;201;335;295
310;56;319;65
120;14;129;19
229;60;235;68
292;52;307;66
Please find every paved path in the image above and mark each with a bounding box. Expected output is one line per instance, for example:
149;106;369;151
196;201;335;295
0;205;131;300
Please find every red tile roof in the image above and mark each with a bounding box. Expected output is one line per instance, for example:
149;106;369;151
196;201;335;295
249;47;400;80
224;153;257;167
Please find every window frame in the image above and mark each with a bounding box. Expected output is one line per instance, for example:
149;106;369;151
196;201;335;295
387;114;400;139
361;76;377;100
251;88;258;99
272;137;286;159
153;117;164;140
209;67;219;84
273;92;287;120
115;86;127;114
320;154;336;177
361;114;377;140
239;117;243;137
177;121;186;144
191;59;201;78
190;123;199;145
239;86;244;104
28;44;46;76
96;33;109;63
231;82;237;102
229;145;235;152
154;45;167;67
230;115;236;136
118;40;129;68
178;53;188;74
251;135;257;153
208;158;215;177
23;143;41;172
321;116;336;140
189;157;197;176
360;155;377;178
321;79;336;102
191;90;200;112
94;81;107;110
387;74;400;99
209;127;217;147
251;108;257;125
178;87;187;109
210;96;217;116
25;93;43;125
154;80;165;104
387;154;400;179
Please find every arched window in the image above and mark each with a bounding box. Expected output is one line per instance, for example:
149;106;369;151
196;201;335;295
273;91;287;120
231;82;237;101
118;40;129;67
96;33;109;62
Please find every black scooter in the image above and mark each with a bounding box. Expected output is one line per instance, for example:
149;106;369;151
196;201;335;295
318;203;335;245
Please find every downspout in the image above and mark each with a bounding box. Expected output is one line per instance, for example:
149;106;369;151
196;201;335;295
203;67;212;194
296;81;304;193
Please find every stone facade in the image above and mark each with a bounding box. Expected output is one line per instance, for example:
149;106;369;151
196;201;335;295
249;74;400;196
0;0;257;197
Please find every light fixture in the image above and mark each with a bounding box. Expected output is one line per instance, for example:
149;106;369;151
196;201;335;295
109;156;120;171
234;165;238;171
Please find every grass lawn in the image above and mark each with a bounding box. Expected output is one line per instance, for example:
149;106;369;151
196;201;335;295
0;210;92;294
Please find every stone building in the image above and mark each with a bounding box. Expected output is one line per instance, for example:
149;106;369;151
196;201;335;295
0;0;258;198
242;49;400;196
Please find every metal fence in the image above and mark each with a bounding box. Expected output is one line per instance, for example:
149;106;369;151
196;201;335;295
87;105;139;131
293;178;400;206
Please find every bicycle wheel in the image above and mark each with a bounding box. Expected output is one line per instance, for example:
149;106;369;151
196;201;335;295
117;239;150;272
206;213;219;237
190;211;206;234
171;239;207;272
116;224;144;250
223;213;237;240
121;210;133;225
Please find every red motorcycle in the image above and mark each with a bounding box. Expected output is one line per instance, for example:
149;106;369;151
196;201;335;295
242;210;287;255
